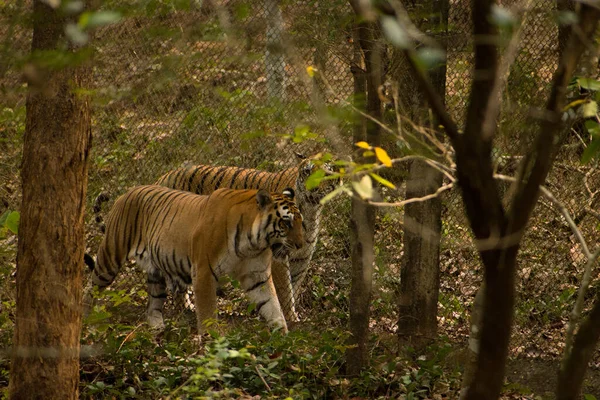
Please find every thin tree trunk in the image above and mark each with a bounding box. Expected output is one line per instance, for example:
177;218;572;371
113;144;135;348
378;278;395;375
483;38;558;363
399;160;443;340
398;0;447;344
9;1;92;398
265;0;285;101
556;295;600;400
346;1;383;375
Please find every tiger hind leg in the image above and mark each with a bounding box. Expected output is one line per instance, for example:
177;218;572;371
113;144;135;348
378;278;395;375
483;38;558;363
145;266;168;329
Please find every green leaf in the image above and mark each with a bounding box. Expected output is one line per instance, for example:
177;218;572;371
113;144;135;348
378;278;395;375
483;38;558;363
585;120;600;137
584;394;597;400
305;169;326;190
319;186;348;205
0;210;9;227
381;15;410;49
490;4;516;28
6;211;19;234
415;47;446;70
578;77;600;92
65;23;89;46
247;302;257;314
369;173;396;189
581;137;600;164
79;11;122;29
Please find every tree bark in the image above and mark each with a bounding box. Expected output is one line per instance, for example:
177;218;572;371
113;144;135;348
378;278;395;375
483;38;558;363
398;0;448;344
9;1;92;399
346;0;383;375
556;294;600;400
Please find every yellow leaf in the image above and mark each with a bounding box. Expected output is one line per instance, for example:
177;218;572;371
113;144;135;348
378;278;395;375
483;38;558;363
375;147;392;167
306;66;318;77
356;141;371;149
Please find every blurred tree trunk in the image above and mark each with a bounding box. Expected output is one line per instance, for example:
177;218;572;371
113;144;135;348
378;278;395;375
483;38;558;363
557;294;600;399
346;0;383;375
265;0;285;100
9;1;92;399
398;0;448;344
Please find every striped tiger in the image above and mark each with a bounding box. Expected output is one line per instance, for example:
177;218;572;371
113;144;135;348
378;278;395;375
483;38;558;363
155;153;337;324
85;185;303;333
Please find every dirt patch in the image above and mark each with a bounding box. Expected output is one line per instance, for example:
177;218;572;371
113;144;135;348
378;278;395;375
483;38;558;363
506;358;600;399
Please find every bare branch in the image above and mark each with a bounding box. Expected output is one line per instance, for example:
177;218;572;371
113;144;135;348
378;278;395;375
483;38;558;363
366;182;454;207
507;5;600;236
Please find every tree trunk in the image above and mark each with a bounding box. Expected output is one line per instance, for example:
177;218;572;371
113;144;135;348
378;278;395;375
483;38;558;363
398;0;448;344
556;294;600;400
399;160;443;340
9;1;92;399
265;0;285;101
346;0;383;375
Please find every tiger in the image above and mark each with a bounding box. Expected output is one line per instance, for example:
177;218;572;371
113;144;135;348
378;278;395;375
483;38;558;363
155;153;338;324
85;185;303;334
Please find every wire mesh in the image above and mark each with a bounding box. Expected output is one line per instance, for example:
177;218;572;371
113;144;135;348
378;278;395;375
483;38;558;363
1;0;599;367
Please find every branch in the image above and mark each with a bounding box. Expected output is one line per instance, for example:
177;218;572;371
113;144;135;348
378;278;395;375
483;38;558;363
366;182;454;207
507;5;600;236
495;174;591;258
350;0;460;143
482;0;534;141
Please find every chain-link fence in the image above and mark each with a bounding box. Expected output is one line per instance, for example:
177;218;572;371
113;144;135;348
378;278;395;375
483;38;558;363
1;0;599;366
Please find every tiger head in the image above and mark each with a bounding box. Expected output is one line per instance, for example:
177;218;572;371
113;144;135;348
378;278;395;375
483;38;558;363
296;153;340;204
256;188;304;256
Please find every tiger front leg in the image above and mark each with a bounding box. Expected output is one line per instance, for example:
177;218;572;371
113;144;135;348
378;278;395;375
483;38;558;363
271;258;299;325
240;261;288;334
191;262;218;336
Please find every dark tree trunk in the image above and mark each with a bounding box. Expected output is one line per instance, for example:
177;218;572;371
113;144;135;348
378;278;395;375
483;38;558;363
398;0;448;344
9;1;92;399
346;0;383;375
557;296;600;400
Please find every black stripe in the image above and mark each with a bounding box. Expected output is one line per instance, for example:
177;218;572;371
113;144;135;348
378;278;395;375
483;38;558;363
207;258;219;282
246;278;269;292
229;168;245;188
234;216;244;258
185;166;204;192
212;166;230;189
198;166;218;192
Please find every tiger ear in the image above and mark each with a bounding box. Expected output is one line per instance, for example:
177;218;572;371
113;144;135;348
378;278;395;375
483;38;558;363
282;188;295;200
295;152;307;160
256;189;273;210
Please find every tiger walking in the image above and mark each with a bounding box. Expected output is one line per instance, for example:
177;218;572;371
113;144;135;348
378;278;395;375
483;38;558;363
155;154;337;324
85;185;303;334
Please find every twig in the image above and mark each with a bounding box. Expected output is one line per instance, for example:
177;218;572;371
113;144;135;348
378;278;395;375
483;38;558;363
117;323;144;353
482;0;535;141
495;174;591;257
366;182;454;207
254;364;272;393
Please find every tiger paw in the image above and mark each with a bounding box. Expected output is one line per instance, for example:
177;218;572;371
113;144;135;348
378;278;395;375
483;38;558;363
146;311;165;330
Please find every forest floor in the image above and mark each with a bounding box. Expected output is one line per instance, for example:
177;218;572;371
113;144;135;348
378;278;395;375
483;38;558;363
506;358;600;399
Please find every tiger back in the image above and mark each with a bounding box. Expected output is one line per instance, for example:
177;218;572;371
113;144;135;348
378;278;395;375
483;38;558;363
155;154;338;324
88;185;303;334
